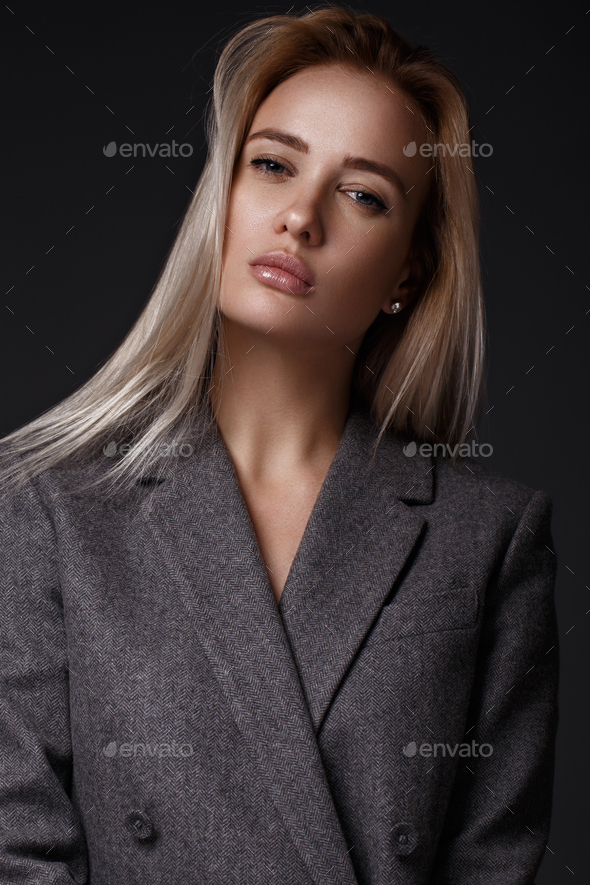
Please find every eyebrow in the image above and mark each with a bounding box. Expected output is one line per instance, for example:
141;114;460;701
244;128;408;200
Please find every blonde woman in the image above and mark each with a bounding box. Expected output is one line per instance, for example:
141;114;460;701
0;5;558;884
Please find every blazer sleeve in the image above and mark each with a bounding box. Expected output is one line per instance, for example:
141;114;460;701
429;489;559;885
0;469;88;884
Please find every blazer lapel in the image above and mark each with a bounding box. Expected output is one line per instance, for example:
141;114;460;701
141;417;360;885
276;401;432;733
140;396;432;884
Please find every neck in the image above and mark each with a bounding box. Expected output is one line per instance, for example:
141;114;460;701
210;316;360;483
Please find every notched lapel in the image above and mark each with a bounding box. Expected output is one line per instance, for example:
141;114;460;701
277;402;432;733
140;421;360;885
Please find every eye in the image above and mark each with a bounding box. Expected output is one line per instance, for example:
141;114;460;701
248;156;389;213
344;189;388;213
249;156;291;176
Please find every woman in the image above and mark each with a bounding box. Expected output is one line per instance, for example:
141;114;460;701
0;5;558;884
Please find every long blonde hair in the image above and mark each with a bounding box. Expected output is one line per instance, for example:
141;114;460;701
0;3;485;495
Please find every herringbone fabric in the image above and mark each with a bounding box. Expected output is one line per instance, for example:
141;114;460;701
0;396;559;884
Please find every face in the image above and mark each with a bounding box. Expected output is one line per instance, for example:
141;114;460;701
219;63;431;353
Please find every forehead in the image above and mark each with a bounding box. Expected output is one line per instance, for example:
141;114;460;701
251;64;425;153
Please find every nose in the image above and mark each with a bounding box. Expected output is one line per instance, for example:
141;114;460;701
273;182;324;245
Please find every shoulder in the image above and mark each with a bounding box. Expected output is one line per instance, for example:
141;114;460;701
374;417;553;546
428;450;553;559
433;450;549;510
353;399;551;532
0;440;149;529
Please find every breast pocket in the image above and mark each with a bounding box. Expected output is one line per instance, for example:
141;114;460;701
376;583;479;638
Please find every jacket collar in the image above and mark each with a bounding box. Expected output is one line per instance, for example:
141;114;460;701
139;396;432;885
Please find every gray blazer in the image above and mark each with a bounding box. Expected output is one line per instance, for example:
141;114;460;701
0;395;559;884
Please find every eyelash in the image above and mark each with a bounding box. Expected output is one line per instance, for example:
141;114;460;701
249;156;389;213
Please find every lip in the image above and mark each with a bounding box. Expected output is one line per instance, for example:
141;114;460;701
248;251;316;293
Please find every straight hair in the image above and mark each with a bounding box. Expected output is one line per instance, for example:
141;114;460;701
0;3;485;496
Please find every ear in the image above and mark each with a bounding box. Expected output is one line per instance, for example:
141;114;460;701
380;252;423;315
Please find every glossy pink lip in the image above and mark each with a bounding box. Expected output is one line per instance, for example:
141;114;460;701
249;251;315;293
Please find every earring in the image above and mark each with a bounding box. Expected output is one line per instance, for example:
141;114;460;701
391;301;403;313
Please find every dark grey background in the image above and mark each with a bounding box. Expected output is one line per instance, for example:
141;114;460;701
1;0;588;879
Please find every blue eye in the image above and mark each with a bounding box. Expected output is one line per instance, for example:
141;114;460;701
249;156;388;213
348;190;387;211
250;157;288;175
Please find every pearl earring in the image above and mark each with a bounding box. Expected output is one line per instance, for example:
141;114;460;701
391;301;402;313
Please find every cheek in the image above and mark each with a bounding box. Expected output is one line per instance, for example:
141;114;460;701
226;193;241;237
226;181;265;237
222;189;252;267
337;238;404;302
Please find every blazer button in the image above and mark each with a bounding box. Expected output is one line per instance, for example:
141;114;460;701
124;810;156;843
391;822;419;856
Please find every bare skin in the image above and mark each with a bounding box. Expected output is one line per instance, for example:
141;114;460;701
211;63;430;603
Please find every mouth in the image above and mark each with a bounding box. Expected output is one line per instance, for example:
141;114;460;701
248;251;315;295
